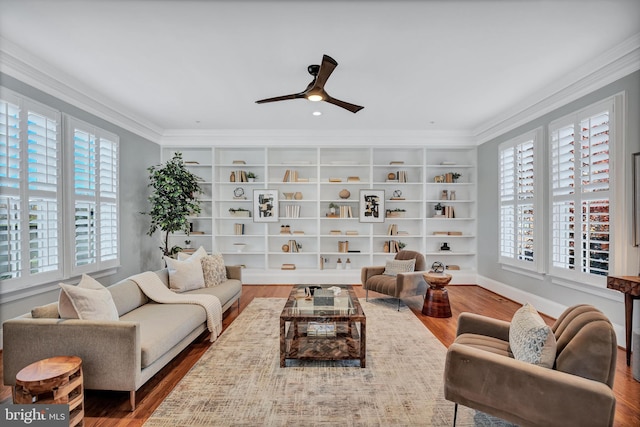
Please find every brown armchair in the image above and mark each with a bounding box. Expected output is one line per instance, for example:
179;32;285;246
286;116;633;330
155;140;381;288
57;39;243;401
444;304;617;427
360;250;427;310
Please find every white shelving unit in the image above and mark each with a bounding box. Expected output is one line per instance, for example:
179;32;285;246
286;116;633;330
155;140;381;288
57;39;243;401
160;146;477;284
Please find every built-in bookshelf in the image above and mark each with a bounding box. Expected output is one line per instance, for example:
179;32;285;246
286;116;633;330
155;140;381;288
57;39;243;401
161;146;477;284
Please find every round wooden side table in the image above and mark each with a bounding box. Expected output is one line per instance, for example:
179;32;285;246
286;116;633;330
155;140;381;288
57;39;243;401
422;272;453;318
14;356;84;427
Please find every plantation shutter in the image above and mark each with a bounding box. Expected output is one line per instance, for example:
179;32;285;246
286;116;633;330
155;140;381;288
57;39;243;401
0;99;22;279
99;137;118;262
27;108;61;275
69;118;119;274
550;104;611;277
499;129;540;270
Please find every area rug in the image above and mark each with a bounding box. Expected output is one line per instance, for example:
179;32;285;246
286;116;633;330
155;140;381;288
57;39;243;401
144;298;513;426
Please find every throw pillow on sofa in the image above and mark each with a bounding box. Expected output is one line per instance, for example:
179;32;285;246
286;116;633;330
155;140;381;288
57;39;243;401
509;302;557;368
165;255;205;292
201;253;228;287
58;274;119;321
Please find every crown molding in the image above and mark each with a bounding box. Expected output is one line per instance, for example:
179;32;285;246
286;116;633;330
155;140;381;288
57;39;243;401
474;33;640;144
0;37;164;143
158;128;476;147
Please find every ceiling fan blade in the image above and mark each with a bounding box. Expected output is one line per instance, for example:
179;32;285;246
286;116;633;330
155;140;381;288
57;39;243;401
314;55;338;89
324;96;364;113
255;93;305;104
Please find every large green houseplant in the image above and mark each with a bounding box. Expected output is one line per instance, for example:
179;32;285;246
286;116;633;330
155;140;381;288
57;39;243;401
145;152;202;257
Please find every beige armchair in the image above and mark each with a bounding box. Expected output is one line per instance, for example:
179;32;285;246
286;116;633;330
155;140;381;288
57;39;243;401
360;250;427;310
444;304;617;427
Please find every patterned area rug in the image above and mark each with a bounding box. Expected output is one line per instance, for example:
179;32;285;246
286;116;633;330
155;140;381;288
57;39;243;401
144;297;513;426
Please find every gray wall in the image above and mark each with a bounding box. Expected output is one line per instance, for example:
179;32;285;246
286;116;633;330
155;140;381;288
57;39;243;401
477;71;640;329
0;74;162;334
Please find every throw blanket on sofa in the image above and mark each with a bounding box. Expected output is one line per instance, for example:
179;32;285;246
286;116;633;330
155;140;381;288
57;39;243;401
130;272;223;342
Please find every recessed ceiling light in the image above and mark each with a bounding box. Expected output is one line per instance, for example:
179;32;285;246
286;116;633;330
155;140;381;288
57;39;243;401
312;111;322;116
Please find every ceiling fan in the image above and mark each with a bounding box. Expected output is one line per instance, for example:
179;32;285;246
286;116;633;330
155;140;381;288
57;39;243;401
255;54;364;113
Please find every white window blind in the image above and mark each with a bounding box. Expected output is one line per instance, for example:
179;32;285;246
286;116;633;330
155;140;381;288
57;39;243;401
0;98;22;280
498;129;541;271
67;118;119;274
550;102;611;279
0;91;62;285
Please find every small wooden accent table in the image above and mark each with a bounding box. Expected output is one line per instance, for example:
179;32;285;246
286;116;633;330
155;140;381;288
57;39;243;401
606;275;640;366
422;272;453;318
14;356;84;427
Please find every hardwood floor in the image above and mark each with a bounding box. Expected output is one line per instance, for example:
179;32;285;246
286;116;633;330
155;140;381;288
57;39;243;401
1;284;638;426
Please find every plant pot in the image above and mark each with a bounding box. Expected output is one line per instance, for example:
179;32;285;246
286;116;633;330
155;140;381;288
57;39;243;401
230;211;250;217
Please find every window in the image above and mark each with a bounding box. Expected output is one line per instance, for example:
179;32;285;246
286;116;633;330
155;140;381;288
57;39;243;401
67;118;119;276
0;93;62;287
550;99;612;282
0;88;119;293
499;128;542;272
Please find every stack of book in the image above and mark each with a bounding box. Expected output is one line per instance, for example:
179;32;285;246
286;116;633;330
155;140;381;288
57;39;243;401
282;204;301;218
387;223;398;235
282;169;299;182
444;206;456;218
234;223;245;235
339;205;353;218
288;240;301;252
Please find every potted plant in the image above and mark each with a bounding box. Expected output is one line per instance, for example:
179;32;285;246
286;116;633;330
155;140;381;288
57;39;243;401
328;203;339;215
229;207;251;217
246;172;257;182
145;152;202;257
184;239;192;249
451;172;461;183
434;203;444;216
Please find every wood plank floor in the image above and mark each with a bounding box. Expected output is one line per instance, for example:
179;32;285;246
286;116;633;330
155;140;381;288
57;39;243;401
1;284;638;426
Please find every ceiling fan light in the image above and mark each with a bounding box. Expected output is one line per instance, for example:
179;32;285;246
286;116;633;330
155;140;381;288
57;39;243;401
307;94;323;102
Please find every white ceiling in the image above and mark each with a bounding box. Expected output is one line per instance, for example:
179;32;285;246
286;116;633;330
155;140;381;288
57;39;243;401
1;0;639;142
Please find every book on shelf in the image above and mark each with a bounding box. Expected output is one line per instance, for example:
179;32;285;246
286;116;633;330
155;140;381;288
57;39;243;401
398;171;407;183
281;263;296;270
339;205;353;218
347;176;360;182
329;177;342;182
190;231;205;235
330;230;342;235
433;231;449;236
390;161;405;165
387;223;398;236
446;265;461;270
293;231;305;235
283;169;299;182
288;240;300;252
283;204;301;218
444;206;455;218
232;160;246;164
234;223;245;235
345;230;359;236
448;231;463;235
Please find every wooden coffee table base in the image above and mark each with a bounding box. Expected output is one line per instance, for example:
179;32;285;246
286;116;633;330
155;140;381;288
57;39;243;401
14;356;84;427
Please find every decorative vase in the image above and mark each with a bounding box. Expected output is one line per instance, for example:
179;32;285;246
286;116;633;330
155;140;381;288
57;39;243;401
294;192;303;200
230;171;236;182
339;189;350;199
282;244;290;253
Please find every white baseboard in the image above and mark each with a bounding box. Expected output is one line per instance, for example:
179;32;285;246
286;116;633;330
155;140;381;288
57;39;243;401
477;274;626;350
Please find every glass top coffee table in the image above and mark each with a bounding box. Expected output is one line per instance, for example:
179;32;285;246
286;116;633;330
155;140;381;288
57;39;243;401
280;285;366;368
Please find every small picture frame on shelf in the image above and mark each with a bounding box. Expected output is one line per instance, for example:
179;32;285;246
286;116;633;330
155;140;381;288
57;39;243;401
253;189;278;222
359;189;385;223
